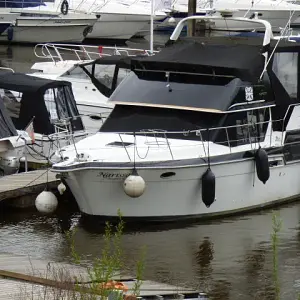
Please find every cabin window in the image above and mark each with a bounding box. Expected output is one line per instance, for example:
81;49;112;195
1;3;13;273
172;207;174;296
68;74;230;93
93;65;115;89
272;52;298;98
44;86;78;122
62;66;89;79
0;89;21;119
217;108;270;147
44;89;59;120
116;68;131;87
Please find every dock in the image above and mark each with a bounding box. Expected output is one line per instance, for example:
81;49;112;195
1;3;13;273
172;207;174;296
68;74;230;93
0;169;59;207
0;253;201;299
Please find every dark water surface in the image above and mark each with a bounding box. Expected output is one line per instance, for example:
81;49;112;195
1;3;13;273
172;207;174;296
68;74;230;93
1;200;300;300
0;37;300;300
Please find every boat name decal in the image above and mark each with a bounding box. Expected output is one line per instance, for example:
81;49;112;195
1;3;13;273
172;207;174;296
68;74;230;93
54;20;72;24
97;172;131;180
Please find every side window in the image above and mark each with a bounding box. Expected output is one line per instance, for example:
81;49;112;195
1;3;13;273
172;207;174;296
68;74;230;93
216;108;270;147
116;68;131;87
272;52;298;98
0;89;21;119
94;65;115;89
44;88;58;121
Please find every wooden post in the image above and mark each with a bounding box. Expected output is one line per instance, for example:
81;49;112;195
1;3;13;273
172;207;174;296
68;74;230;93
188;0;197;36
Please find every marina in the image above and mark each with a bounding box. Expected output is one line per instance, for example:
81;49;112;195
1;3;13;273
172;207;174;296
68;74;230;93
1;0;300;299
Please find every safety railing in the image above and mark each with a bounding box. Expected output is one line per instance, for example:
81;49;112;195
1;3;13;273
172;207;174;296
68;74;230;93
34;43;158;63
102;102;300;162
51;102;300;163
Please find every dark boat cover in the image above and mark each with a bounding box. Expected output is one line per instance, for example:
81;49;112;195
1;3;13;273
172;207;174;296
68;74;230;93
0;73;83;135
130;39;265;82
110;73;247;113
0;73;71;94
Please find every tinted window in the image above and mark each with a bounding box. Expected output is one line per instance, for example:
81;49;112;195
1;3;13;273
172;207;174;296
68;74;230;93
272;52;298;98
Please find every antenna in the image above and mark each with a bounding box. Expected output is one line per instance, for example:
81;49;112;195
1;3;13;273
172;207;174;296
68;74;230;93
150;0;155;54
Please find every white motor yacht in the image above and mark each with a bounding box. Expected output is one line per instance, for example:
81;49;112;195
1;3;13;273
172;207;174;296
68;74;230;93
30;43;158;133
51;16;300;222
0;0;97;43
156;0;300;33
68;0;167;41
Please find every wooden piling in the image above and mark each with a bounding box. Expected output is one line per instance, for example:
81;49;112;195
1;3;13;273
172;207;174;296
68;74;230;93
188;0;197;36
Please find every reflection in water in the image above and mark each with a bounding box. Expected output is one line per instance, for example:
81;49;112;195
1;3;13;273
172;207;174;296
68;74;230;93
196;237;214;272
0;192;300;300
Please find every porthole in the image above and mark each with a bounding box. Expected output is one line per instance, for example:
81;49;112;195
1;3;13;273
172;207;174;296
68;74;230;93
160;172;176;178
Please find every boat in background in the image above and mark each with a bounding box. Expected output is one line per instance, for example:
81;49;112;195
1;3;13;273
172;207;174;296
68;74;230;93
156;0;300;33
68;0;167;42
51;16;300;222
0;71;87;163
30;43;158;133
0;9;20;41
0;0;97;43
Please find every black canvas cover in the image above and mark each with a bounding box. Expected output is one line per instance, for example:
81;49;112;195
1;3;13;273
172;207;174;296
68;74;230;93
110;72;247;112
0;73;71;94
0;95;17;138
131;39;265;82
100;104;223;141
0;73;83;135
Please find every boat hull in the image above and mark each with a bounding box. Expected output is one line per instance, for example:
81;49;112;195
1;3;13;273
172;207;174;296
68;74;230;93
87;13;163;40
1;24;91;43
0;15;95;43
56;155;300;221
156;9;300;32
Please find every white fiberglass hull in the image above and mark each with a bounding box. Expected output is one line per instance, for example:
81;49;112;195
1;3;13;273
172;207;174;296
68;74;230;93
0;14;96;43
212;10;300;32
55;155;299;220
157;9;300;32
87;13;165;40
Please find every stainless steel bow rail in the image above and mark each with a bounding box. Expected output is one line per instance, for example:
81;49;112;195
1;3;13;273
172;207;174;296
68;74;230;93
34;43;158;63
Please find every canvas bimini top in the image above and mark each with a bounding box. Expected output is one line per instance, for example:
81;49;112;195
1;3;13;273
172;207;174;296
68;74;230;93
0;73;71;94
130;39;265;82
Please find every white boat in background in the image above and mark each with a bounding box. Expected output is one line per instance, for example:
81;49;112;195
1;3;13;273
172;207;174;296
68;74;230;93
0;0;97;43
30;43;157;133
0;71;88;163
51;16;300;222
69;0;167;41
156;0;300;33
